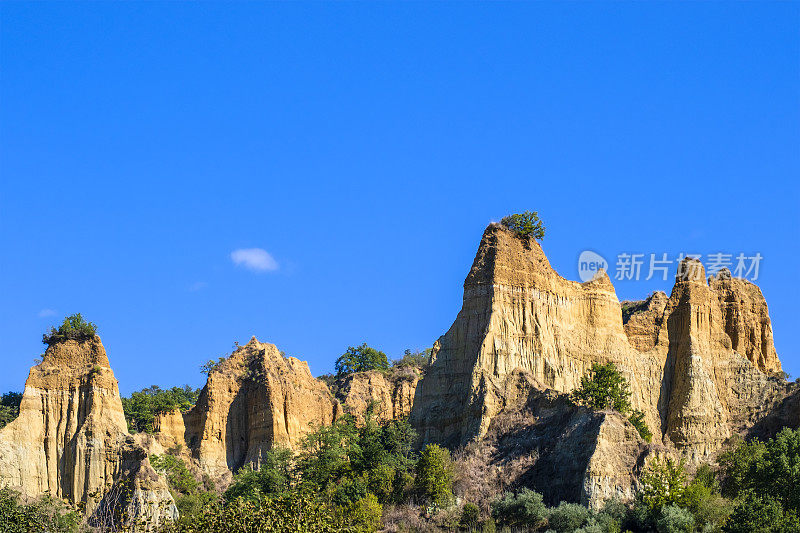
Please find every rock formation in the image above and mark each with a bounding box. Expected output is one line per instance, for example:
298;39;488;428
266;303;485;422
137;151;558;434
410;224;785;469
178;337;340;481
0;337;177;529
336;367;420;422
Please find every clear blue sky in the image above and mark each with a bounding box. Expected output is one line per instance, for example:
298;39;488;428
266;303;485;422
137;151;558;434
1;2;798;395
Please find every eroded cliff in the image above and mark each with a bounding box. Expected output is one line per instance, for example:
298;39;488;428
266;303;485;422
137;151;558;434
0;337;177;529
410;224;784;467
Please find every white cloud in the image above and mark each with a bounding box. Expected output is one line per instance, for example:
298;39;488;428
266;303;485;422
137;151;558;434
230;248;279;272
38;309;56;318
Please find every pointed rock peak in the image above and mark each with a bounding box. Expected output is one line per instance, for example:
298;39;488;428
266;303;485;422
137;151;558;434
246;335;260;346
466;223;556;287
583;268;616;292
675;257;707;284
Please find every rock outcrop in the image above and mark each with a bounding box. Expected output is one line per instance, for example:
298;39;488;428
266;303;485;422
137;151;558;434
179;337;340;481
336;367;420;422
0;337;177;529
410;224;784;469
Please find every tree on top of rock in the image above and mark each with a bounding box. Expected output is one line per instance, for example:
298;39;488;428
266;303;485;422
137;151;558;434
335;343;389;377
42;313;98;345
571;362;631;412
500;211;546;240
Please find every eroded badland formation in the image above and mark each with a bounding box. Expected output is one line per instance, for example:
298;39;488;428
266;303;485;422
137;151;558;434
1;223;796;526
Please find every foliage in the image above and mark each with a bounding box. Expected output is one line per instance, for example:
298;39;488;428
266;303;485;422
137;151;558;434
393;349;432;370
224;448;293;502
656;504;695;533
572;362;632;413
490;488;548;529
414;444;454;506
547;501;591;532
0;487;81;533
719;427;800;516
335;343;389;377
0;392;22;430
42;313;97;345
500;211;546;240
338;493;382;533
629;410;653;442
638;457;689;512
723;492;800;533
121;385;200;433
200;357;227;376
460;502;480;529
159;491;340;533
151;454;201;496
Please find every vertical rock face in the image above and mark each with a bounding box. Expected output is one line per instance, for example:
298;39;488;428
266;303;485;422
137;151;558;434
410;224;784;466
182;337;340;480
336;367;420;422
0;337;177;528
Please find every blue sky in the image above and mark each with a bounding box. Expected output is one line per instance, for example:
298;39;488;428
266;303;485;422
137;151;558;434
1;2;798;395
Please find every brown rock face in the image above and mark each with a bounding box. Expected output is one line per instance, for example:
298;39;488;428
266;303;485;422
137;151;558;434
181;337;340;480
0;337;177;528
410;224;784;468
336;367;420;422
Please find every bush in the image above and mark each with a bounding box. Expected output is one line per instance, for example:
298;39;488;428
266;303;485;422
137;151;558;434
200;357;226;376
224;447;293;502
500;211;546;240
415;444;454;506
0;392;22;430
393;349;432;371
0;487;81;533
548;501;591;532
151;454;200;496
572;362;632;413
638;457;688;512
460;502;480;529
656;505;694;533
340;493;382;533
121;385;201;433
490;488;548;529
629;410;653;442
335;343;389;377
723;492;800;533
42;313;97;345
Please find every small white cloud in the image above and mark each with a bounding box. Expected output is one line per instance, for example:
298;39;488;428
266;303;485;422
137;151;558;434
38;309;56;318
188;281;208;292
230;248;279;272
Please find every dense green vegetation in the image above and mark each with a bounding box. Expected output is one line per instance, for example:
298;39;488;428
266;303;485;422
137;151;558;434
500;211;546;240
0;487;81;533
335;343;390;377
42;313;97;345
572;362;653;442
121;385;200;433
0;392;22;430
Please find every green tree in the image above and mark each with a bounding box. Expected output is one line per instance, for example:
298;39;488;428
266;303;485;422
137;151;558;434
224;448;294;502
121;385;200;433
490;489;548;529
0;487;81;533
629;409;653;442
42;313;97;345
638;457;689;512
500;211;546;240
335;343;389;377
0;392;22;430
415;444;454;506
547;501;591;532
572;362;632;413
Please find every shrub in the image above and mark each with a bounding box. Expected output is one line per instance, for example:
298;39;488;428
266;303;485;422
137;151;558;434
638;457;688;512
393;349;432;371
335;343;389;377
548;501;591;532
572;362;632;413
723;492;800;533
0;487;81;533
656;505;694;533
460;502;480;529
200;357;226;376
151;454;200;496
500;211;546;240
490;488;548;529
629;410;653;442
415;444;454;506
340;493;382;533
224;448;293;502
42;313;97;345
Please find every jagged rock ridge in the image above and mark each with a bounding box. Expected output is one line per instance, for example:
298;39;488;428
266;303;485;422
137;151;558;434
410;224;784;468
